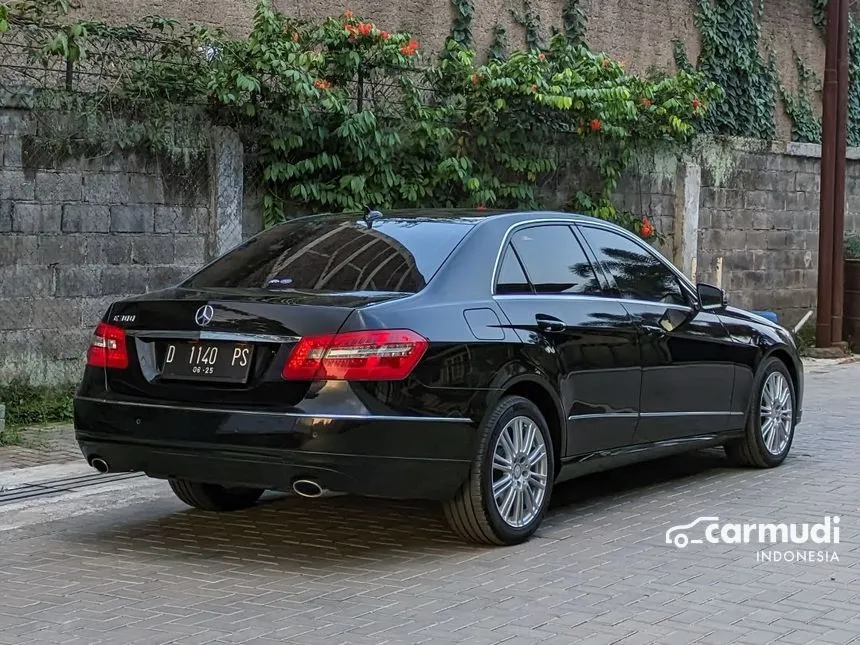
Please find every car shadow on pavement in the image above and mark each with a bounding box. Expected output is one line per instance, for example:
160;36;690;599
548;447;729;510
73;449;736;566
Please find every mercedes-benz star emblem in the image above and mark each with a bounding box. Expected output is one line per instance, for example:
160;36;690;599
194;305;214;327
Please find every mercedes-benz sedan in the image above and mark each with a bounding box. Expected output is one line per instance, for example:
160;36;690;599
74;209;803;545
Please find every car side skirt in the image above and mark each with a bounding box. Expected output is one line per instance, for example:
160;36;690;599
555;430;746;484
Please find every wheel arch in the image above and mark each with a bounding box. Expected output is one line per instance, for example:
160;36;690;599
741;346;801;429
762;347;800;395
489;375;565;472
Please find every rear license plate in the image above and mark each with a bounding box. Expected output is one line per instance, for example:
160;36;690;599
160;341;254;383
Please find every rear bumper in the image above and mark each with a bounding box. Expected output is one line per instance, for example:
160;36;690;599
74;395;477;500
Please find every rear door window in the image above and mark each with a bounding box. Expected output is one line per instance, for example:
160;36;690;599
509;225;602;295
183;216;475;293
496;244;532;294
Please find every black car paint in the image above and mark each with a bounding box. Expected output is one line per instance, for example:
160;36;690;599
74;210;803;500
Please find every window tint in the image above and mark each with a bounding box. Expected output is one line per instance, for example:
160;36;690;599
183;216;475;293
496;244;532;294
579;226;687;306
509;225;601;294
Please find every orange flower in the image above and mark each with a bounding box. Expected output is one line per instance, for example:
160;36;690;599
314;79;332;90
538;53;546;60
640;98;652;108
291;31;300;43
380;30;389;40
400;39;419;56
619;58;626;70
471;73;480;86
590;118;602;132
343;9;353;19
640;216;654;238
602;58;611;68
345;24;358;37
357;22;373;37
692;97;702;110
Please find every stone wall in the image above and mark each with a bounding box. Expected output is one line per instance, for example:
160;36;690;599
72;0;838;141
0;102;850;384
0;105;216;385
608;138;860;330
695;140;860;329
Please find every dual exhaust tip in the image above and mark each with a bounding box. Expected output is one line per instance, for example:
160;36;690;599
89;457;326;499
89;456;109;474
292;479;326;498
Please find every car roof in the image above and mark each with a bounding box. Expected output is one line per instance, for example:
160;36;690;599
282;208;604;228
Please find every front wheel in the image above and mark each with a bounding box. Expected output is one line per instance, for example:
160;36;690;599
725;357;797;468
443;396;555;546
168;479;264;512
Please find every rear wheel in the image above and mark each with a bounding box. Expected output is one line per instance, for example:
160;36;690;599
725;357;796;468
168;479;264;512
443;396;554;545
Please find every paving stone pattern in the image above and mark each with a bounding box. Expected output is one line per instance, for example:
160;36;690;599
0;424;80;471
0;363;857;644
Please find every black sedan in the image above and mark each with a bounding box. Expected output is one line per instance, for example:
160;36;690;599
74;209;803;545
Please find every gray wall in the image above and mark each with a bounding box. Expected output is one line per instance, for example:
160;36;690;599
694;141;860;328
0;104;856;385
0;106;214;384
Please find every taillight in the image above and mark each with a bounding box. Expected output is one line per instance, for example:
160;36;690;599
87;322;129;369
282;329;428;381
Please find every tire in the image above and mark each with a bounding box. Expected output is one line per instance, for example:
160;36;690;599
443;395;555;546
725;356;797;468
168;479;264;512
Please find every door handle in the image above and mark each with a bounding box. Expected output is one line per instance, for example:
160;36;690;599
535;313;566;333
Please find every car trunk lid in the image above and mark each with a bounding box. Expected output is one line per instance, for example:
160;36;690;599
103;287;407;406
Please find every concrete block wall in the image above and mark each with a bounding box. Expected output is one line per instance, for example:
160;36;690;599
0;106;212;385
695;141;860;328
0;101;853;385
612;166;678;261
576;139;859;330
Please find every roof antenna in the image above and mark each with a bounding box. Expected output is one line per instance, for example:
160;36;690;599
363;205;382;228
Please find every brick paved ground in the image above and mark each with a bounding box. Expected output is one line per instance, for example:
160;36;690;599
0;361;857;645
0;424;80;471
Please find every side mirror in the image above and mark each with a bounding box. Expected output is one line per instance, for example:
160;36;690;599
696;283;727;311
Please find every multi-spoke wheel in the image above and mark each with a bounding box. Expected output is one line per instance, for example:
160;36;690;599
759;371;794;456
491;416;549;529
725;357;796;468
444;396;555;545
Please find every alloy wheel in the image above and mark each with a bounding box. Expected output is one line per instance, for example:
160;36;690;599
491;415;549;529
759;371;793;456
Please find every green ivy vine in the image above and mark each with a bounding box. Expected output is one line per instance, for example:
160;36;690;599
1;0;721;239
448;0;473;50
511;0;541;51
561;0;587;46
812;0;827;31
848;17;860;146
676;0;777;139
773;0;860;147
488;24;507;61
780;54;821;143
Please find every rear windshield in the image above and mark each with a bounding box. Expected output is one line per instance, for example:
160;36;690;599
183;215;476;293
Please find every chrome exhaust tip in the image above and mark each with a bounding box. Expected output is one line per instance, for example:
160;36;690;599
90;457;110;474
292;479;324;498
